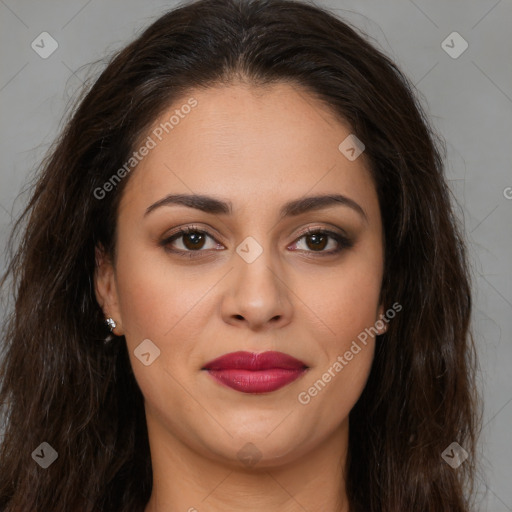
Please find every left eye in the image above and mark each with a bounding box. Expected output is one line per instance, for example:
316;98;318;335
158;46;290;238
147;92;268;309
163;227;221;253
161;227;351;257
290;229;345;253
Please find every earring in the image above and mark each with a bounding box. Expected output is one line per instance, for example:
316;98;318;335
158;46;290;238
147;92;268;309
376;317;388;336
104;317;116;345
105;317;117;332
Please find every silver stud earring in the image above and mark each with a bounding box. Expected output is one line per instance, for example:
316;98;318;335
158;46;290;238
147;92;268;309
104;317;117;345
105;317;117;331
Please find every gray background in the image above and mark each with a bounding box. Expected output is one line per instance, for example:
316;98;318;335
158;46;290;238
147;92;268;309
0;0;510;510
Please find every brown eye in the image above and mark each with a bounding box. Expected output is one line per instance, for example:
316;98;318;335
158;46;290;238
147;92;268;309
304;232;329;251
180;231;207;250
291;228;353;255
161;226;221;256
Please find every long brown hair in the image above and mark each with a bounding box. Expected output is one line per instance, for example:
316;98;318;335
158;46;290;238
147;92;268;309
0;0;481;510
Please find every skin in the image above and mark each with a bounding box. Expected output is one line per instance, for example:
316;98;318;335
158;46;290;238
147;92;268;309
95;81;385;512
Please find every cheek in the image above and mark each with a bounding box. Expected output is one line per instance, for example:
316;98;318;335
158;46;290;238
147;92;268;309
314;259;383;342
297;247;382;415
310;275;379;392
315;340;375;427
113;235;205;342
115;264;178;341
113;248;207;409
297;292;378;434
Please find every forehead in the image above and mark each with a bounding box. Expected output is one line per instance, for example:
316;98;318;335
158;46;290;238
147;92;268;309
120;81;378;220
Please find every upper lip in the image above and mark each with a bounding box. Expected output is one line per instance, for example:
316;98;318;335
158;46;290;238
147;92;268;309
202;351;308;371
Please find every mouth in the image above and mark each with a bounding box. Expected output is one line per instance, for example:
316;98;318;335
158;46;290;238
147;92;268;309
201;351;309;394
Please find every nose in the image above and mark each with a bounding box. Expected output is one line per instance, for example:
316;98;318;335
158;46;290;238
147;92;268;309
220;246;293;331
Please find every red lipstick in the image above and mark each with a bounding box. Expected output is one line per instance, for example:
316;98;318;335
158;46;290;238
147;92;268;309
202;351;308;394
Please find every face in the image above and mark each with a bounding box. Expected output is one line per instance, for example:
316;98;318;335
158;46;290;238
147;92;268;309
95;81;385;468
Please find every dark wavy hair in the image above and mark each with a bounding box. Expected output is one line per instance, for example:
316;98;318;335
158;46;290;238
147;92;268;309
0;0;481;510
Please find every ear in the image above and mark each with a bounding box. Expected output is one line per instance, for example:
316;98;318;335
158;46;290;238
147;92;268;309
94;244;123;335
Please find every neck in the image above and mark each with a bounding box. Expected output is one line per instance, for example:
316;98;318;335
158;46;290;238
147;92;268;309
143;415;351;512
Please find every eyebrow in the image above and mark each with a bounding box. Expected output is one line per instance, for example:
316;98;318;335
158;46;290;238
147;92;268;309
144;193;367;222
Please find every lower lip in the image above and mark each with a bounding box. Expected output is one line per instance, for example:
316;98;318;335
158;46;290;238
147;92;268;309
204;368;307;393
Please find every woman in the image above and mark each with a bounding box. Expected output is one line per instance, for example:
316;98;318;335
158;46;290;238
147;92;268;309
0;0;481;510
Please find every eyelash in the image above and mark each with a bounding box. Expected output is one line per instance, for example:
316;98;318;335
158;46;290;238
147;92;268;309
160;225;353;259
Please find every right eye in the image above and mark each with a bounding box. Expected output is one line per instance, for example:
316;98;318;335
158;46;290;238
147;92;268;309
160;226;224;257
